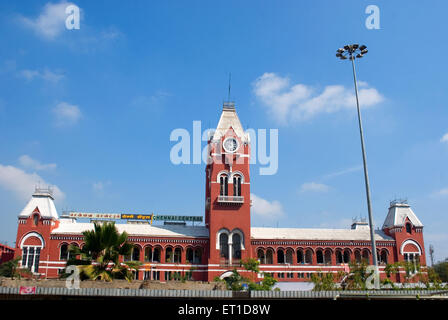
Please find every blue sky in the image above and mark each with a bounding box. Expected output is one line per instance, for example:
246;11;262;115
0;1;447;262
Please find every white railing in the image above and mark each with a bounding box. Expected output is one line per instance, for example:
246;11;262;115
217;196;244;203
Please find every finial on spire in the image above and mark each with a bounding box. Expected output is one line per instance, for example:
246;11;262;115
223;73;235;110
228;72;231;102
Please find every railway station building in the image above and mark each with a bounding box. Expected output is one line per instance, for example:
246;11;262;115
13;102;426;283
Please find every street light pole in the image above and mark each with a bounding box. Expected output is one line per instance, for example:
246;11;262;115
336;44;379;273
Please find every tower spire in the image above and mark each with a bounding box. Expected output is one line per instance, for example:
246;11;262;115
223;73;235;110
227;73;231;102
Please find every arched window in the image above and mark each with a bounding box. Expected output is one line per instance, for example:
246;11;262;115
402;240;421;263
20;232;44;273
144;247;152;262
186;248;193;263
174;248;182;263
266;248;274;264
219;174;229;196
354;250;362;263
219;233;229;259
60;244;68;260
343;249;351;263
324;249;332;265
380;250;388;265
232;234;241;259
277;249;285;264
316;250;324;264
68;243;79;260
257;249;266;264
152;247;161;262
33;214;39;226
194;248;202;264
285;248;293;264
406;223;412;234
305;249;313;264
297;249;304;264
233;175;242;197
362;249;370;263
165;247;173;263
336;250;343;264
131;246;140;261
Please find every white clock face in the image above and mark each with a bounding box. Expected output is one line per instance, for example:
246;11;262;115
223;138;238;153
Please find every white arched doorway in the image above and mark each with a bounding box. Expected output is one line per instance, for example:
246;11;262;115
219;271;234;280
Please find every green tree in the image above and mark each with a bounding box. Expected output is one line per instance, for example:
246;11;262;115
0;257;33;279
214;258;277;291
311;271;336;291
241;257;260;273
432;261;448;282
65;222;141;281
250;273;277;291
241;257;277;291
344;260;372;290
424;267;443;290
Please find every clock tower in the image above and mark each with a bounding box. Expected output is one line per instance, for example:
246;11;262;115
205;102;252;279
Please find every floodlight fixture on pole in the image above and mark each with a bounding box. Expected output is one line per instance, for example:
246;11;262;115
336;44;379;277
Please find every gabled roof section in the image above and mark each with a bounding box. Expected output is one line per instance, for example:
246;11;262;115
52;222;209;238
18;188;59;220
251;227;393;241
212;102;250;143
382;201;423;229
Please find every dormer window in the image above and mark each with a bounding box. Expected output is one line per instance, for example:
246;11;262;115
406;223;412;234
33;214;39;226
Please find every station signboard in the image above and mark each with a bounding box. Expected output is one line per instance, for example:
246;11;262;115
66;212;202;223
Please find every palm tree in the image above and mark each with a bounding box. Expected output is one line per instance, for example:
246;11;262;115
67;222;140;281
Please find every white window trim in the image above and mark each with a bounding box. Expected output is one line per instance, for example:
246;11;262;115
216;228;230;250
400;239;422;255
20;232;45;249
21;245;41;273
230;228;245;250
230;171;245;184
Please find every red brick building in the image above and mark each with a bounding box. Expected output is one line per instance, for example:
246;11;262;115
13;102;426;283
0;243;15;264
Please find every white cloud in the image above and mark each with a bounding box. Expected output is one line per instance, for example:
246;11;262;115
130;91;170;109
92;181;111;196
17;68;65;83
18;1;74;40
299;182;330;193
441;133;448;143
19;69;40;81
52;102;81;127
250;193;284;220
40;69;65;82
432;188;448;197
323;165;362;179
0;164;65;202
92;182;104;192
19;155;57;171
253;73;384;123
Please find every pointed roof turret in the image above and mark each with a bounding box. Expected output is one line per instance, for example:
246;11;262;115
212;102;250;143
382;200;423;229
18;187;59;220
